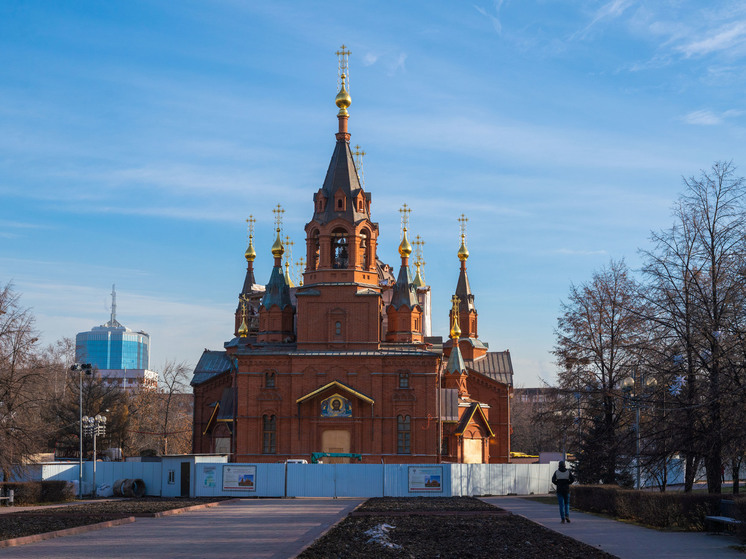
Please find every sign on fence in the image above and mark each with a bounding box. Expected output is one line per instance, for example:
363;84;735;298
408;466;443;492
222;465;257;491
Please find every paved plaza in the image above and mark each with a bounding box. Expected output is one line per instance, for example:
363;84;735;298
0;496;743;558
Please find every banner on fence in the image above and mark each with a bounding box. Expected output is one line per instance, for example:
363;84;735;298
408;466;443;492
223;465;256;491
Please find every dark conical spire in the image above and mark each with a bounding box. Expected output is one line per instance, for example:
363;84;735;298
313;139;369;226
456;265;476;313
262;229;292;310
390;228;419;310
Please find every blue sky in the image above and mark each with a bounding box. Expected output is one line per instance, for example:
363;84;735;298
2;1;745;387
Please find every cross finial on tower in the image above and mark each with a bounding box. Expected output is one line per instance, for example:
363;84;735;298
238;294;250;338
353;144;366;187
413;235;426;281
399;203;412;238
336;44;351;89
297;257;305;287
458;213;468;242
246;215;256;242
450;294;462;340
272;204;285;232
283;235;295;266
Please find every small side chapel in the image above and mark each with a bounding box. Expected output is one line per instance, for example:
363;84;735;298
191;47;514;464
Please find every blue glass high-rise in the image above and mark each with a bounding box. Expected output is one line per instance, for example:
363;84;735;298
75;286;150;370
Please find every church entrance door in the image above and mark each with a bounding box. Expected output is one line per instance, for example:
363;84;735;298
321;430;351;463
463;438;484;464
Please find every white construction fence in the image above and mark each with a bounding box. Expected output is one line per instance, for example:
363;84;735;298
16;460;559;499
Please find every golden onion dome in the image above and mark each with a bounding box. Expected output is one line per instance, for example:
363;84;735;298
238;317;249;338
399;228;413;258
245;235;257;262
458;235;469;262
450;312;462;340
271;229;284;258
284;261;295;288
412;263;425;288
335;74;351;114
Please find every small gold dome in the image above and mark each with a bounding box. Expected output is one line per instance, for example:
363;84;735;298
335;74;351;115
245;235;256;262
399;228;413;258
238;317;249;338
412;263;425;288
458;235;469;261
284;261;295;288
271;229;284;258
450;312;461;340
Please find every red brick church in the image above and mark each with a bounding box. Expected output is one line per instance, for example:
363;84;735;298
191;49;513;464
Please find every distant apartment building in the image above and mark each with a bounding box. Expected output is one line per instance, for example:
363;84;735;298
75;285;158;391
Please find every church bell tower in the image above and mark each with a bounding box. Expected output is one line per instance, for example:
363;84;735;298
295;45;382;350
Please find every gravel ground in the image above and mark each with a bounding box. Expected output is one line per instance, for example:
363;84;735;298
0;498;228;541
299;497;618;559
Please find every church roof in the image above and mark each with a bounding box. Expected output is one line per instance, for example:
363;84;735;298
190;350;233;386
445;342;467;375
241;267;257;295
313;139;369;225
467;351;514;386
389;262;420;310
296;379;375;405
456;267;476;312
261;264;293;310
453;402;495;437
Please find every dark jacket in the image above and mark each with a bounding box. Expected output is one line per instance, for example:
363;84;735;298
552;463;575;495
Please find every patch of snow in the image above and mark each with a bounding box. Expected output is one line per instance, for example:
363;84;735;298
364;523;402;550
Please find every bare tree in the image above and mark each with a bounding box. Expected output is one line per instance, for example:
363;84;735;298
0;283;49;479
640;161;746;493
554;260;646;484
128;361;192;455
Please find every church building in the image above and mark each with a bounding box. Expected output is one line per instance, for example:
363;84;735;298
191;48;514;464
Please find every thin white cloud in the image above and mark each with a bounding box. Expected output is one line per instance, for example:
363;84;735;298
0;220;50;229
682;108;744;125
474;0;504;34
554;248;608;256
388;53;407;75
678;20;746;57
363;52;379;66
571;0;634;41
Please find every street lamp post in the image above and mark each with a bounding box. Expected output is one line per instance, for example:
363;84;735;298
622;371;657;490
69;363;92;498
82;414;106;498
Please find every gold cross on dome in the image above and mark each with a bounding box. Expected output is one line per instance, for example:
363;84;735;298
272;204;285;231
283;235;295;264
413;235;425;265
297;257;305;286
458;213;468;241
246;215;256;243
353;145;366;186
336;44;351;89
451;294;461;310
399;204;411;237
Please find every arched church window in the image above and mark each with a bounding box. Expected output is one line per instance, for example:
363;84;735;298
397;415;411;454
311;230;320;270
265;371;276;388
337;199;343;209
335;321;342;336
399;371;409;389
262;414;276;454
359;232;368;269
332;229;348;269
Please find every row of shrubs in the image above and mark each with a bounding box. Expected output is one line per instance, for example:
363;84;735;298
572;484;746;539
0;481;76;505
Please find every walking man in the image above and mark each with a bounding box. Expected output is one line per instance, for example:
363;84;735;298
552;460;575;523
